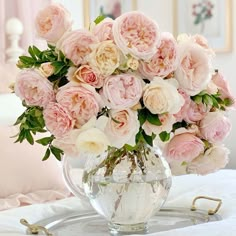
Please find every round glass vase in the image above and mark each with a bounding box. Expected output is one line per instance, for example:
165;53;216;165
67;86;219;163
63;143;172;235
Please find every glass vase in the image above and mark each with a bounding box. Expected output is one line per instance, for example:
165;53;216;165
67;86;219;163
62;143;172;235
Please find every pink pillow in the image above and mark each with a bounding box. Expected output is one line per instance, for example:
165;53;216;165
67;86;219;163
0;94;70;211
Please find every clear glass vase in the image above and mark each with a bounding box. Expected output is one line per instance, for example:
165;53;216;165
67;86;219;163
62;143;172;235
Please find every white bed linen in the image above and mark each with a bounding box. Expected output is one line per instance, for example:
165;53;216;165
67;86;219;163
0;169;236;236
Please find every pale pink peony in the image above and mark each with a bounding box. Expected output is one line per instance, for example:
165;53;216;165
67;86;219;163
175;42;212;96
139;32;178;79
187;145;229;175
101;73;143;109
184;101;207;123
14;70;55;108
70;65;104;88
143;78;184;114
57;30;98;66
200;112;231;143
93;18;114;42
143;113;176;136
191;34;215;55
164;133;204;162
113;12;160;60
35;3;72;43
53;129;81;157
43;102;74;137
104;109;139;148
56;83;101;128
212;72;236;108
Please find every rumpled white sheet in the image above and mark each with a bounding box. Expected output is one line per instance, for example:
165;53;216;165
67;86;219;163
0;169;236;236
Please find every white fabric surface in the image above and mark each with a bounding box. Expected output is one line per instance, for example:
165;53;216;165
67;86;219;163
0;169;236;235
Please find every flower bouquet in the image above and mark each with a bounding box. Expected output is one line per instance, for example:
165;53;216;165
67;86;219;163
13;3;234;234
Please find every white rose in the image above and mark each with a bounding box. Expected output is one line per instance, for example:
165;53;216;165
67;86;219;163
89;40;120;76
143;77;184;114
76;128;110;155
187;145;229;175
105;109;139;148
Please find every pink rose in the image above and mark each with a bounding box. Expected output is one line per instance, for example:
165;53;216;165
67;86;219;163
104;109;139;148
139;32;178;79
200;112;231;143
93;18;114;42
101;73;142;109
14;70;55;108
187;145;229;175
35;3;72;43
212;72;236;108
191;34;215;55
43;102;74;137
70;65;104;88
57;30;98;66
143;114;176;136
56;83;101;128
175;42;211;95
184;101;207;123
113;12;160;60
164;133;204;162
53;129;81;157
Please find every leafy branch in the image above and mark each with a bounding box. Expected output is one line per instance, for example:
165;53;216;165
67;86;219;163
191;90;234;110
14;103;64;161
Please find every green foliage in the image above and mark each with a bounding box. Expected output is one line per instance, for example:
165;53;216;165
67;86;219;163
159;131;170;142
138;108;161;126
94;15;106;25
191;90;234;110
135;128;156;147
14;104;64;161
17;45;72;89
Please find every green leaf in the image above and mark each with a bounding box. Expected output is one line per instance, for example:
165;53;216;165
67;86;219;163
19;56;35;64
192;95;202;104
172;121;187;132
124;144;137;152
138;109;147;126
42;148;51;161
94;15;106;25
33;46;42;57
142;131;153;146
224;98;234;107
36;136;54;146
50;145;64;161
28;46;37;60
25;130;34;145
159;131;170;142
146;112;162;126
181;161;188;166
211;96;219;108
203;94;213;106
14;112;25;125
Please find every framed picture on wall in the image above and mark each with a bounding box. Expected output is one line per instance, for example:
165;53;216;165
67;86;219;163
83;0;137;28
173;0;232;53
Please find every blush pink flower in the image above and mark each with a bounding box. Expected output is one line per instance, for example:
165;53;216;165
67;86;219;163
164;133;204;162
70;65;104;88
104;109;139;148
212;72;236;108
187;145;229;175
35;3;72;43
139;32;178;79
143;114;176;136
14;70;55;108
43;102;74;137
184;101;207;123
53;129;81;157
200;112;231;143
113;12;160;60
175;42;212;96
56;83;101;128
57;30;98;66
101;73;143;109
93;18;114;42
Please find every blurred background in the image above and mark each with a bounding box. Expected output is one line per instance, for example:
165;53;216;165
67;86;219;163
0;0;235;168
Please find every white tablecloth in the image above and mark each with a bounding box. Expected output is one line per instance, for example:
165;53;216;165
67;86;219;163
0;169;236;236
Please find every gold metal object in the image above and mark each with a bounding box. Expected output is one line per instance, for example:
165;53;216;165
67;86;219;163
20;219;53;236
191;196;222;215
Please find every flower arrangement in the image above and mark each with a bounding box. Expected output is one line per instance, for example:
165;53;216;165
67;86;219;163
14;3;234;176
